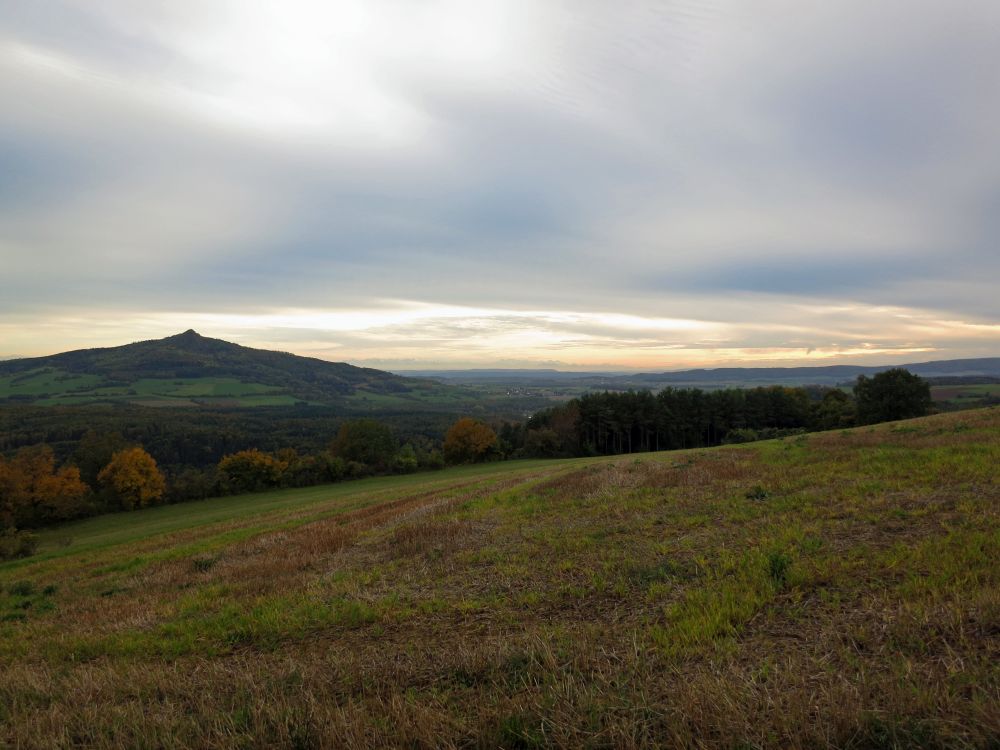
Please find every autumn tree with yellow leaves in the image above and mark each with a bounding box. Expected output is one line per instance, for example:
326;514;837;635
97;447;166;511
0;445;90;528
443;417;498;464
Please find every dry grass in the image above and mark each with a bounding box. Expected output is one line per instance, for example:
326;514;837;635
1;408;998;748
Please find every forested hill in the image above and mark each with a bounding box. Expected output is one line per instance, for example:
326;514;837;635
403;357;1000;388
629;357;1000;386
0;330;425;406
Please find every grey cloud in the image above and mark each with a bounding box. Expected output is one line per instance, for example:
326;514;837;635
0;1;181;73
647;256;933;297
1;0;998;364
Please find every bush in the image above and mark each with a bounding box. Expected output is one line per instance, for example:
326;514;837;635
345;461;371;478
394;444;419;474
0;529;39;561
8;580;36;596
723;428;759;444
217;449;284;493
327;456;348;481
278;452;331;488
421;450;446;471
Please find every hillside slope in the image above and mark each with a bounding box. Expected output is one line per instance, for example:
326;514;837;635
0;330;438;406
1;408;998;748
630;356;1000;384
407;357;1000;387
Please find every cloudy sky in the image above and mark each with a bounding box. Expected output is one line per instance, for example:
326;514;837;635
1;1;998;370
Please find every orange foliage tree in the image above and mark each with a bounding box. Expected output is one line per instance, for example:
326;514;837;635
97;447;166;511
0;445;90;528
443;418;498;464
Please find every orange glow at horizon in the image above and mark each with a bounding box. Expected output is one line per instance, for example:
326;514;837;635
2;302;996;371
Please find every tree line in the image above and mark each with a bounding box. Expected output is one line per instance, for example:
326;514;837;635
517;368;932;458
0;415;503;557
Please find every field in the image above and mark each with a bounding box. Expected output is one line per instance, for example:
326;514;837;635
0;370;298;407
0;367;550;415
1;409;998;748
932;384;1000;407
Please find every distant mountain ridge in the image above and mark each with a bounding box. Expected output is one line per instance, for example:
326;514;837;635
629;357;1000;384
4;333;998;407
0;330;420;406
402;357;1000;387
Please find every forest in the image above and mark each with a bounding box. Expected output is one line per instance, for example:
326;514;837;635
523;368;931;457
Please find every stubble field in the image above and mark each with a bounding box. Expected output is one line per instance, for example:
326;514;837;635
1;409;998;749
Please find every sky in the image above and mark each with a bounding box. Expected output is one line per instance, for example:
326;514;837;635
1;0;999;371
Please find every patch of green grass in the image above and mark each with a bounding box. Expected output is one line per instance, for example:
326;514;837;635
8;580;35;597
48;589;381;661
651;549;785;658
766;550;792;588
1;459;565;572
0;368;102;399
1;370;309;407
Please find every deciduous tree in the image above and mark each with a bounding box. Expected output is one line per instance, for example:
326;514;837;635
98;447;166;510
443;418;498;464
0;445;90;527
218;449;284;493
854;369;932;425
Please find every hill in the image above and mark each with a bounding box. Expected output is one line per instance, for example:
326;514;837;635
1;408;997;747
0;330;449;407
628;357;1000;386
406;357;1000;388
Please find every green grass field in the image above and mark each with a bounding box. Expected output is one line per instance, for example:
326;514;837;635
0;369;299;407
0;367;547;413
1;409;998;748
0;368;103;397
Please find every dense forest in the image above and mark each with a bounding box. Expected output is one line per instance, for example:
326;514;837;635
522;369;931;457
523;385;839;457
0;404;457;470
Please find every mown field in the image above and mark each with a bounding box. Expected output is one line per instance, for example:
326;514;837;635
1;409;998;749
